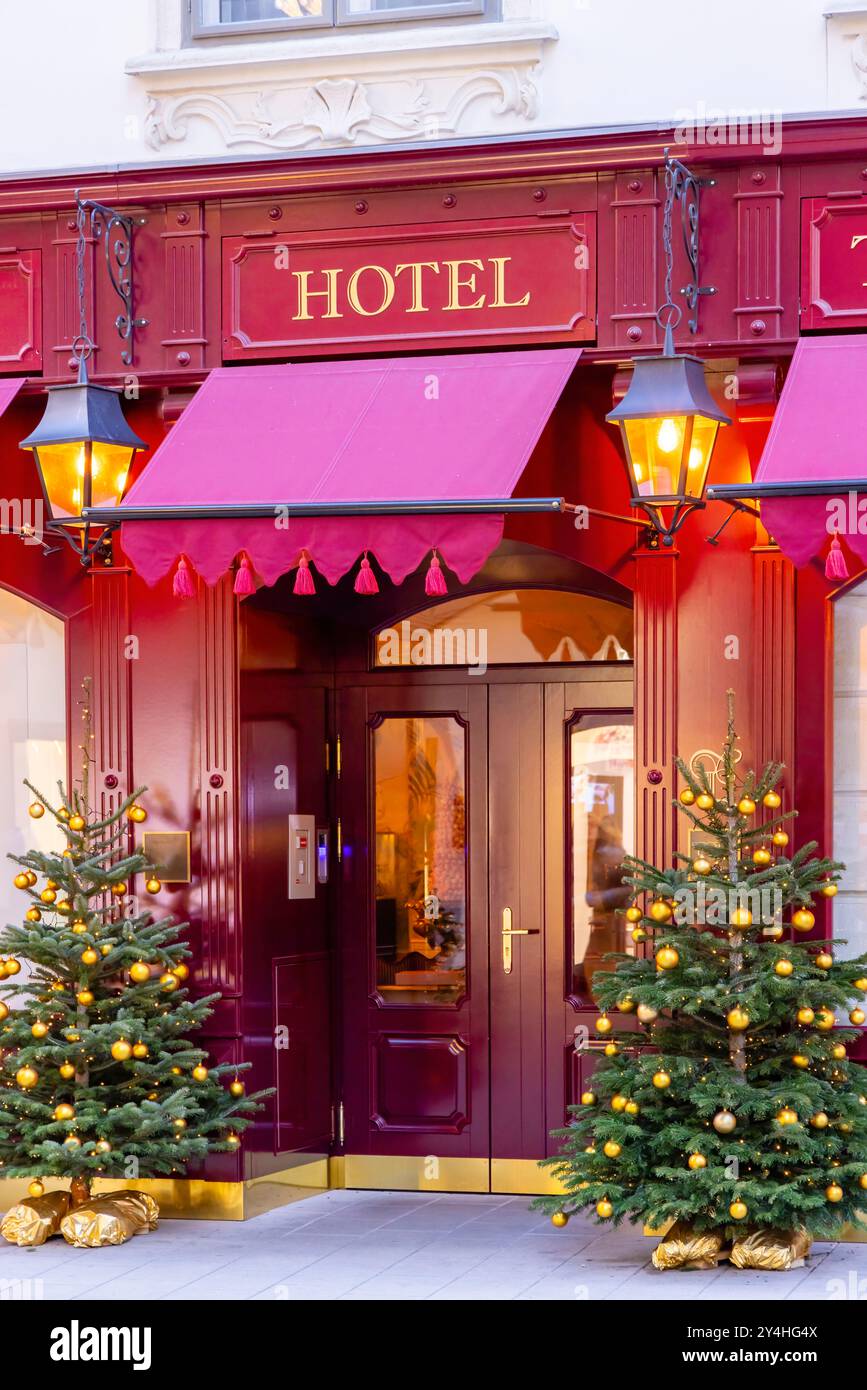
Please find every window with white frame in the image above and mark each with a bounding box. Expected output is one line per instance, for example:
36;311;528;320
193;0;490;37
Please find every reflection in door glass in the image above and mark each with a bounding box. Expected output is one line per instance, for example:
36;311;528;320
570;716;635;999
373;716;466;1004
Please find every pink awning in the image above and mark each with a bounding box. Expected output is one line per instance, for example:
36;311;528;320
118;349;580;591
0;378;25;414
708;336;867;572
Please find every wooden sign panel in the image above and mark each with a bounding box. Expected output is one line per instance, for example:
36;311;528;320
221;215;595;359
801;197;867;331
0;249;41;373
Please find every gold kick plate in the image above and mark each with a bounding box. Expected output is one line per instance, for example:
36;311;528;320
501;907;537;974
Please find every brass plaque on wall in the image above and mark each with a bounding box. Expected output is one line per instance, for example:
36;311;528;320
142;832;191;883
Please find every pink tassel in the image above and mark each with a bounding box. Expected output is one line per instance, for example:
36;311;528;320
424;549;448;597
354;552;379;595
294;551;316;595
826;533;849;582
172;555;195;599
233;553;256;597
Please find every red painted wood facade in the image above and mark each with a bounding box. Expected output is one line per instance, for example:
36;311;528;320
0;116;861;1188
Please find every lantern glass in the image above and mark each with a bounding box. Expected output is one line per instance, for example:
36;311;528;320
622;415;689;499
32;440;135;521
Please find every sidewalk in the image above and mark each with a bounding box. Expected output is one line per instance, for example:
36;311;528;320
1;1190;864;1301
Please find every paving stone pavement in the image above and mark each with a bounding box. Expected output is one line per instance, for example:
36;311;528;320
1;1189;866;1301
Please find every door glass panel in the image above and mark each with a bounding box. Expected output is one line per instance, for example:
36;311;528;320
373;716;467;1005
569;715;635;1000
374;589;633;668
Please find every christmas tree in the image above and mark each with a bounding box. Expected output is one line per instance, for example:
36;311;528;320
535;693;867;1245
0;679;266;1198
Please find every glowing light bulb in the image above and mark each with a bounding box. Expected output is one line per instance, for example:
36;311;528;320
656;418;680;453
75;449;86;478
688;445;703;471
115;472;128;495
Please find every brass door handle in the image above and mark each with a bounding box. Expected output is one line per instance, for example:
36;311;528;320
501;908;539;973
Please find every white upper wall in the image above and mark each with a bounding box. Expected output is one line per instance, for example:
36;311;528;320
0;0;864;175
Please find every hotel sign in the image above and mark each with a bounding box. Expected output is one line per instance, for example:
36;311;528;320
801;197;867;331
221;215;595;358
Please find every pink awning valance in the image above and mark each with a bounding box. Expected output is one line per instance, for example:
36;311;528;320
117;349;580;592
708;336;867;576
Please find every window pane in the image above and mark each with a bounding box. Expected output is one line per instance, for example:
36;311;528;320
199;0;324;24
570;715;635;999
374;589;633;669
344;0;469;10
373;716;466;1005
833;586;867;959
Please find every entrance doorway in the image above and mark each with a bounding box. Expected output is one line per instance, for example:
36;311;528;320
336;588;634;1193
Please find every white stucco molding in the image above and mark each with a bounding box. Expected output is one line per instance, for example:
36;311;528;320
826;7;867;105
127;16;557;152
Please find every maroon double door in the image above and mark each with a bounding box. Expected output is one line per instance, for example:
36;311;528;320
336;665;633;1192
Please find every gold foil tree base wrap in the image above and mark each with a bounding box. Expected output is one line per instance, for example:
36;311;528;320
651;1221;728;1270
729;1228;812;1271
1;1191;72;1247
60;1191;160;1248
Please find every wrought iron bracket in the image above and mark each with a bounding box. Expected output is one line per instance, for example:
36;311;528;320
47;519;119;568
76;192;148;367
663;152;717;334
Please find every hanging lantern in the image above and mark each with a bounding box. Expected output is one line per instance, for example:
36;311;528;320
606;155;730;543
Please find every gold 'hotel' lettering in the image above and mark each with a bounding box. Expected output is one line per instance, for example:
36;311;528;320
290;255;532;321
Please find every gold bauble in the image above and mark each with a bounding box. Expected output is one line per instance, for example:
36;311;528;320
39;889;56;905
68;815;85;832
4;959;20;976
688;1153;707;1170
173;1118;187;1130
604;1042;619;1057
649;900;672;923
58;1063;75;1080
832;1044;847;1060
145;878;161;895
729;1199;748;1220
229;1079;245;1097
95;1140;112;1154
851;1009;866;1025
28;1180;45;1197
611;1094;627;1112
160;973;179;992
551;1211;569;1228
27;802;45;819
776;1107;798;1126
855;978;867;992
816;953;834;971
15;1066;38;1088
171;963;189;981
25;871;37;886
170;1066;181;1075
31;1022;49;1039
796;1007;815;1025
50;982;64;992
110;882;128;898
859;1173;867;1190
226;1133;241;1149
692;857;712;876
652;1070;671;1089
62;1136;80;1150
71;922;88;935
679;788;696;805
763;923;784;940
810;1112;829;1129
624;1100;640;1116
713;1110;737;1134
580;1091;596;1106
0;1003;8;1022
603;1140;621;1159
656;946;679;971
617;997;635;1012
53;1103;74;1121
56;899;72;915
820;882;838;898
56;807;70;822
731;907;753;927
752;848;772;866
596;1198;613;1219
129;962;151;984
65;1031;80;1042
737;797;756;815
815;1008;836;1030
774;959;794;977
625;906;642;923
76;990;94;1007
631;927;648;944
636;1004;658;1024
727;1007;750;1031
763;790;782;809
13;872;29;890
792;1054;810;1069
128;804;148;823
192;1064;209;1081
696;793;714;811
595;1015;613;1034
826;1184;844;1203
772;830;789;848
100;944;111;957
111;1040;132;1061
80;948;99;966
792;909;815;933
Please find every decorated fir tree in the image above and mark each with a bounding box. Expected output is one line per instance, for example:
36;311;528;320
0;680;265;1203
535;693;867;1256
